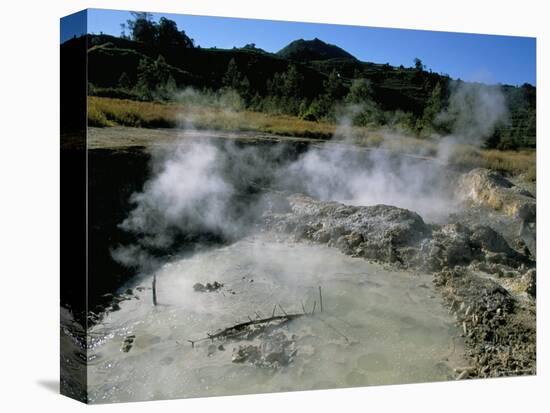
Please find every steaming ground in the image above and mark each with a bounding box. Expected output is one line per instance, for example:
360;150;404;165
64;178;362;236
283;143;459;223
77;81;525;400
113;128;462;266
108;80;509;257
87;236;464;403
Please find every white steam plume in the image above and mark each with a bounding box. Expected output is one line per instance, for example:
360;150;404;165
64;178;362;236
120;137;234;249
436;80;508;161
113;81;510;268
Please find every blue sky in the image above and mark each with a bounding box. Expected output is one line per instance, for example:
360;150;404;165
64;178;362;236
62;8;536;86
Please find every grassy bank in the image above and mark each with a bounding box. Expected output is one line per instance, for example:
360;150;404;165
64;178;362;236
88;96;336;139
451;147;536;180
88;96;535;180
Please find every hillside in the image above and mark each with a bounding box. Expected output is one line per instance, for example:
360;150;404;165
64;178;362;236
277;38;357;61
62;33;536;148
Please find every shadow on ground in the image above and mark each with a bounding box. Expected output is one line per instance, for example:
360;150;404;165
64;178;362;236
37;379;59;394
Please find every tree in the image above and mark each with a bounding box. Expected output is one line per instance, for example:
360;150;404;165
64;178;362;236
125;13;194;49
221;59;252;101
158;17;194;48
118;72;132;89
352;68;364;79
344;78;383;126
414;57;425;71
222;58;242;90
283;65;304;98
127;12;158;44
268;65;304;99
155;55;171;86
136;55;172;99
420;81;444;131
157;17;180;47
238;76;252;101
301;69;346;121
346;78;374;104
323;70;345;100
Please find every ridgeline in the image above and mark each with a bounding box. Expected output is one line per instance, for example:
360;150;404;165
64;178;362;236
61;19;536;149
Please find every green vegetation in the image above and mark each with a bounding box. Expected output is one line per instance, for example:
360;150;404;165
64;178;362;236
67;14;536;161
88;96;336;138
89;96;535;178
122;12;195;48
77;15;536;147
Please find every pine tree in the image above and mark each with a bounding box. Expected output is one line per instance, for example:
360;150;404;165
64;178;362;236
222;59;242;90
421;81;444;131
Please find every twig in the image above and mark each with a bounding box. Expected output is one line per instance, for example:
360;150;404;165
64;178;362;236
316;316;350;344
186;287;324;347
193;313;305;343
152;274;157;306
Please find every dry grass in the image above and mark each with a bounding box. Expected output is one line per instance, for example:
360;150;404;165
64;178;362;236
348;129;439;157
88;96;535;179
88;97;180;128
524;164;536;182
88;103;114;127
480;149;536;177
88;96;335;139
451;145;536;178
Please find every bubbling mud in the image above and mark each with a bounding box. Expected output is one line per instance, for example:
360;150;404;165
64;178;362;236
87;236;464;403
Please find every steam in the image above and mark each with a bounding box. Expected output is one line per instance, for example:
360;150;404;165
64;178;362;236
112;125;289;265
438;81;508;145
284;143;456;222
120;139;234;249
113;81;509;268
436;81;508;162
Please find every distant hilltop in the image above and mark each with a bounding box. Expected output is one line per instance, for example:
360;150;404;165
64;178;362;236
61;28;536;149
277;38;357;61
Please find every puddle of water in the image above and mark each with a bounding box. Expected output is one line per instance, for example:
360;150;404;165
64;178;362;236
87;236;463;403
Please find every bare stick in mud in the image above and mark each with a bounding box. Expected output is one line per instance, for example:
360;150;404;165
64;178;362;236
188;290;324;346
192;313;306;344
319;286;323;313
152;273;158;306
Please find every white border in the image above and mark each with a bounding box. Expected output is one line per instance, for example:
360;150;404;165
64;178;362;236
0;1;546;411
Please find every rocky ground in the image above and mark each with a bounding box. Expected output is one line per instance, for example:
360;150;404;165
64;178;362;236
262;168;536;379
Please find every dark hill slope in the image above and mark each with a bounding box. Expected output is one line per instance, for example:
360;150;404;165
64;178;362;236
277;38;357;61
62;34;536;146
84;35;328;98
82;34;436;113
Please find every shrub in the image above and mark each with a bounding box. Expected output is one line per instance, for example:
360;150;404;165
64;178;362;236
87;105;111;127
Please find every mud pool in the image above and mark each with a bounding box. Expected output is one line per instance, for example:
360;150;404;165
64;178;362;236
86;236;465;403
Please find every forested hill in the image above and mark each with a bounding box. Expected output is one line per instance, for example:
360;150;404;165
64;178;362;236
62;27;536;148
277;38;358;61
